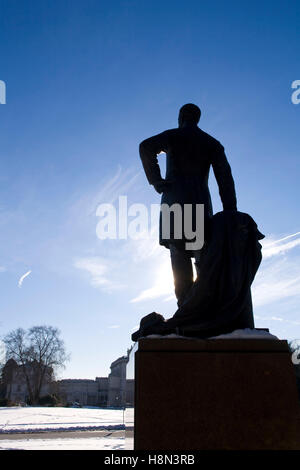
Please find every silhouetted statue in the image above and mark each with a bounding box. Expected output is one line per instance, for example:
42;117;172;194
139;104;237;303
132;104;264;341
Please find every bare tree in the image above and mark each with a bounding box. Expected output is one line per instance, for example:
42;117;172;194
3;326;69;404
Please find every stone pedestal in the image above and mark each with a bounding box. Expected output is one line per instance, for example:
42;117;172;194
127;337;300;450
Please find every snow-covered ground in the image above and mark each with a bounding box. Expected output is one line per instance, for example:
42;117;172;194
0;407;125;450
0;406;124;433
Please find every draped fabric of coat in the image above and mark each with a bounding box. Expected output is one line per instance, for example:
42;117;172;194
139;125;237;249
131;211;264;341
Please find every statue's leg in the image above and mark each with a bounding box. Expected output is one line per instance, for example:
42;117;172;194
169;244;193;306
193;216;211;278
194;248;204;279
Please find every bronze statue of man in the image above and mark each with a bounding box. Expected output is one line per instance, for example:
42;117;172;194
139;103;237;306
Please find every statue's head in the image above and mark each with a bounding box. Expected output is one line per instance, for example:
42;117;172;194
178;103;201;127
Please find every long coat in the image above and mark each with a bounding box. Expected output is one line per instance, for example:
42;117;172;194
139;124;237;249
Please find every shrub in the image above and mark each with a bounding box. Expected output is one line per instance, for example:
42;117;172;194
38;394;61;407
0;398;16;406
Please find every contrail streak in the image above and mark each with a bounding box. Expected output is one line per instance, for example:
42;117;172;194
18;270;32;288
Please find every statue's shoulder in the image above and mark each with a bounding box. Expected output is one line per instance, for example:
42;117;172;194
199;128;224;150
162;128;224;152
163;127;179;136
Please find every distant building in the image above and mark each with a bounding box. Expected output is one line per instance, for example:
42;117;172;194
2;351;133;408
107;355;128;407
96;377;110;406
56;377;108;407
1;359;53;404
107;351;134;407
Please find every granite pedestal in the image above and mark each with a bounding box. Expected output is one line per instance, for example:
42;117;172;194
125;337;300;450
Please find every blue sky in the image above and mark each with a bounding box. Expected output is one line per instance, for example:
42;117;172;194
0;0;299;378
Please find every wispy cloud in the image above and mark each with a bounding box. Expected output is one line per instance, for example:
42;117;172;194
252;232;300;308
18;270;32;288
73;257;113;289
74;257;109;286
255;314;300;326
73;165;141;218
130;255;174;303
69;166;143;292
64;165;142;248
252;261;300;307
261;232;300;258
73;256;125;292
93;166;141;209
